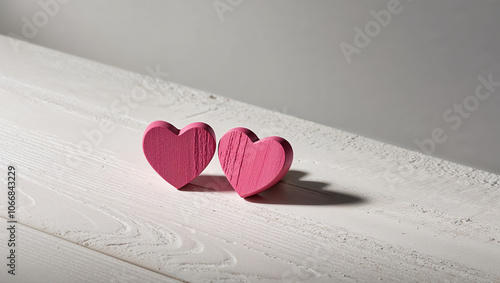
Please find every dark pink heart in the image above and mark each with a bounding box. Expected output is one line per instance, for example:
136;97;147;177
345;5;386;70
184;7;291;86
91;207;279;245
218;128;293;198
143;121;216;188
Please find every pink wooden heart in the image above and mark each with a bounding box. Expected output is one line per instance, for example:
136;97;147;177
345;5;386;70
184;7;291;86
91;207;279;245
218;128;293;198
143;121;216;189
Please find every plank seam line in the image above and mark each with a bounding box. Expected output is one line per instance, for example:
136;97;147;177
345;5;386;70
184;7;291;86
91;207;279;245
0;216;188;283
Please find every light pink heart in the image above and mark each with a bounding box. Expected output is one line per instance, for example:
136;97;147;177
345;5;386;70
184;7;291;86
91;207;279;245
143;121;216;189
218;128;293;198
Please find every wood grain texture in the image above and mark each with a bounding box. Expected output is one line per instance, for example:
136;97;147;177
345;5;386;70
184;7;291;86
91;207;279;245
2;223;181;283
0;35;499;282
218;128;293;197
143;121;216;189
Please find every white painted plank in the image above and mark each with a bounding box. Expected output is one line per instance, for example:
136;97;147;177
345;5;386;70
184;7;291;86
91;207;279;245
0;222;180;282
0;35;499;282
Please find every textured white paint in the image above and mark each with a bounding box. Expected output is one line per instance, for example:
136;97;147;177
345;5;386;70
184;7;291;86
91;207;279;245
0;36;499;282
2;0;500;174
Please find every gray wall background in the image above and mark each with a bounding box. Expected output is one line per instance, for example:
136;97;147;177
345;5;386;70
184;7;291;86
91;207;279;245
1;0;499;174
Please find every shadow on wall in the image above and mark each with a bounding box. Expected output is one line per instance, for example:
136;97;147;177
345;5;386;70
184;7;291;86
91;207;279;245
184;170;367;206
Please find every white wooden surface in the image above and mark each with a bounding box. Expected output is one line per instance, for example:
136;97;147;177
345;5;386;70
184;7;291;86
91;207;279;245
0;35;499;282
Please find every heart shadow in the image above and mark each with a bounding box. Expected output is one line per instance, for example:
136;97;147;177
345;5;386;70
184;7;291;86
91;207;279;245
245;170;366;206
181;174;234;192
182;170;367;206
